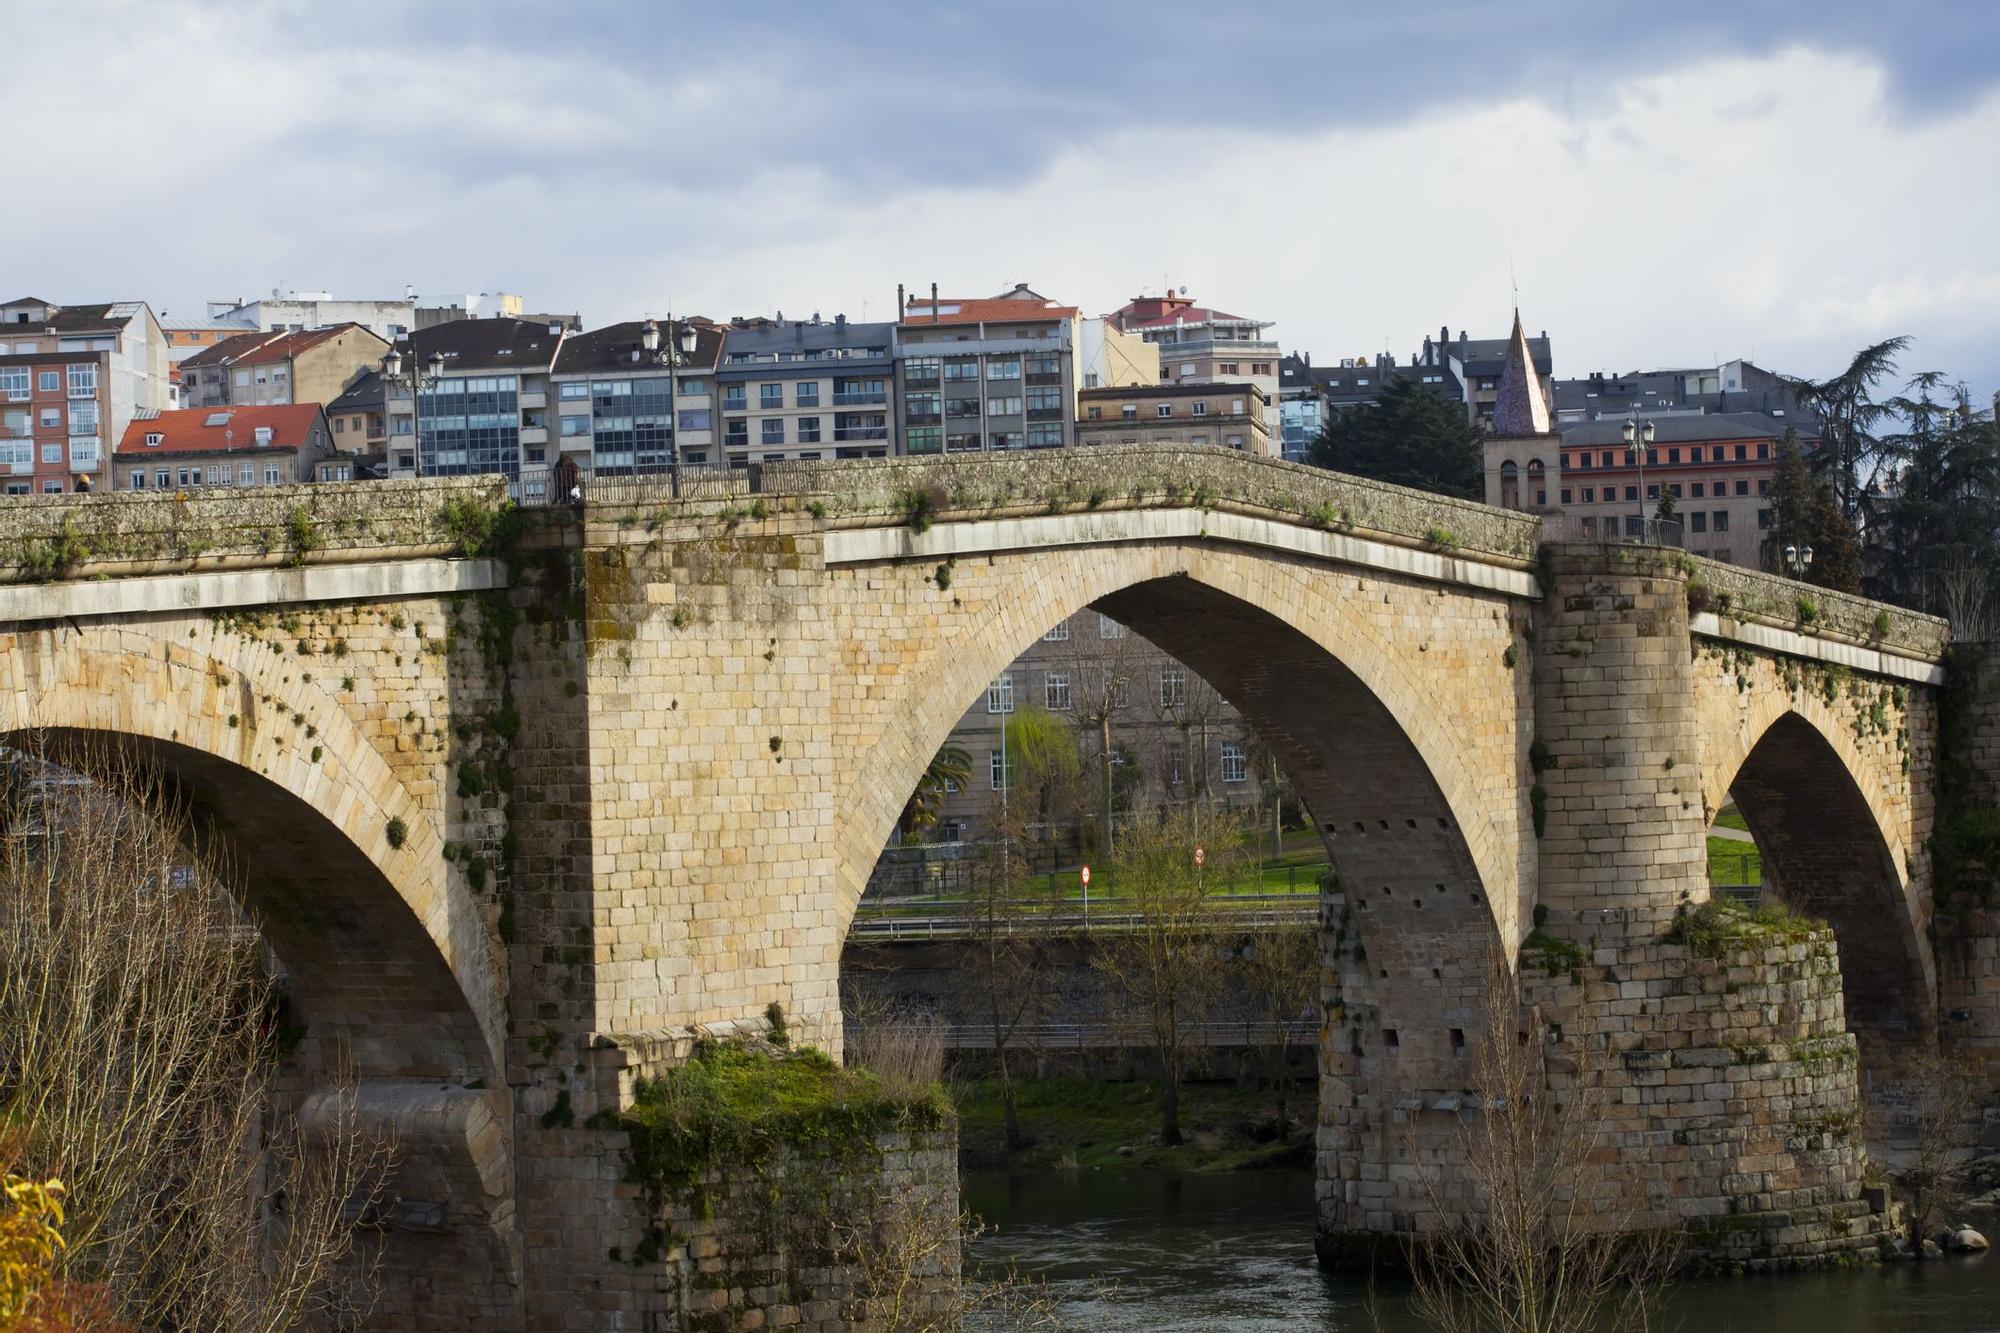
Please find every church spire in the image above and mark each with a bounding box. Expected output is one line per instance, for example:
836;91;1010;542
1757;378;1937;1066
1490;308;1551;436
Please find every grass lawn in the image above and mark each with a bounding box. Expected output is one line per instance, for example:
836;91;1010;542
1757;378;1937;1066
1713;805;1751;833
952;1074;1312;1174
1707;834;1761;886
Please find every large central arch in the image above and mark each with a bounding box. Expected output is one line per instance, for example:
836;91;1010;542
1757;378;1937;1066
827;539;1531;1053
0;627;502;1084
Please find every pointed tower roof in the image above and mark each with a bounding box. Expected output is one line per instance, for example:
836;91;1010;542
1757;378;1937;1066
1490;309;1552;436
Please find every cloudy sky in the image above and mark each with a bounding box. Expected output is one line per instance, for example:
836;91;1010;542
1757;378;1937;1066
11;1;2000;394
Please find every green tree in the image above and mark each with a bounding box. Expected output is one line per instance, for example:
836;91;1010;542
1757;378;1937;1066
1764;431;1862;593
1002;707;1081;846
1871;374;2000;619
898;745;971;840
1783;336;1909;521
1307;378;1484;499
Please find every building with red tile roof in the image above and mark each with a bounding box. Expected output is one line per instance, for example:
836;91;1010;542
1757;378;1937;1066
112;403;332;491
0;298;172;496
894;283;1083;455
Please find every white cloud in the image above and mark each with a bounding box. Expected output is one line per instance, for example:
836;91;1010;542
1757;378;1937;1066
3;21;1994;393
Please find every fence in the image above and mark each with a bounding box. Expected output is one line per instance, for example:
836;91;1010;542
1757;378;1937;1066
1541;513;1685;549
848;893;1318;941
846;1018;1317;1053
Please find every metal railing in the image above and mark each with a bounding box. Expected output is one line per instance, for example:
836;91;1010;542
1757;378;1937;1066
516;463;753;507
1541;514;1685;548
849;892;1318;941
848;1019;1316;1052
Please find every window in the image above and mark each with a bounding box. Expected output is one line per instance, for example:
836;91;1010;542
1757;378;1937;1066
38;407;59;430
559;382;590;400
157;469;172;488
333;416;345;433
560;414;590;437
1026;423;1062;447
1646;484;1659;500
722;385;747;410
1167;746;1185;786
1756;443;1769;460
1736;479;1750;496
1045;672;1071;710
1086;406;1102;420
1690;512;1708;533
724;418;748;446
985;359;1020;381
1192;401;1208;416
66;364;96;398
0;368;26;400
40;445;61;464
40;480;61;494
1120;404;1137;420
906;426;943;454
761;418;785;445
1757;508;1773;530
37;370;58;394
1252;362;1271;376
1043;620;1071;641
130;470;146;488
1220;742;1247;784
986;673;1015;714
903;357;941;385
1712;510;1729;532
759;383;783;409
1156;404;1173;418
1757;479;1770;497
795;381;819;407
987;396;1022;417
944;359;979;382
1159;666;1187;708
1559;489;1572;505
265;464;280;485
1178;362;1195;379
989;749;1012;791
237;464;253;485
797;416;821;444
1219;362;1239;375
1099;615;1124;639
1691;483;1704;498
68;401;97;437
1625;485;1638;502
1581;487;1595;502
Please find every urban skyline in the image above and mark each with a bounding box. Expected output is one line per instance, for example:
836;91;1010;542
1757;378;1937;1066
7;1;1999;399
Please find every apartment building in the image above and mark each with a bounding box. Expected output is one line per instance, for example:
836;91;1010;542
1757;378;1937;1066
1076;382;1273;455
1552;359;1808;426
549;319;725;473
384;318;566;481
1077;317;1159;390
1551;414;1815;566
0;298;171;494
713;315;896;464
206;290;415;341
326;371;386;455
159;312;259;402
179;324;388;409
929;609;1272;845
896;284;1081;454
113;403;332;491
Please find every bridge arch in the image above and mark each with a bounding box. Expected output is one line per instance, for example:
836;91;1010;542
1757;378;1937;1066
1700;693;1935;1062
830;538;1531;1046
0;626;502;1084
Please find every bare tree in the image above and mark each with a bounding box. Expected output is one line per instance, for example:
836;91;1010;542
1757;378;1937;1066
1883;1044;1985;1250
962;797;1053;1152
1095;804;1240;1146
1053;625;1146;861
1404;962;1673;1333
1241;922;1319;1139
0;740;389;1331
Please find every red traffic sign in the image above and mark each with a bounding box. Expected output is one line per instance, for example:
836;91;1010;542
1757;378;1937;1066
1193;844;1206;867
1080;864;1091;886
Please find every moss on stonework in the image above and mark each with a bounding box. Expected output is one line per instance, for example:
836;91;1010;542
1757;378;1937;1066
1665;896;1823;960
619;1039;951;1218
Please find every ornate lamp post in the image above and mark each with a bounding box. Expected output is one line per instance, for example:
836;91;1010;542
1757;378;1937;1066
1623;411;1657;541
381;345;446;475
1784;544;1814;579
639;316;699;493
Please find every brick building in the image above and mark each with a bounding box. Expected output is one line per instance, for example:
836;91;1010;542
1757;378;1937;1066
0;298;171;495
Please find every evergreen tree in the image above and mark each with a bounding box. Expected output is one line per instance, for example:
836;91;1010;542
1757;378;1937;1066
1764;431;1862;592
1308;378;1484;500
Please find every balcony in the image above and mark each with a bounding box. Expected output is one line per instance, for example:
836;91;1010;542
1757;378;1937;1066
833;390;886;406
518;389;548;410
896;333;1072;357
902;372;940;389
1025;372;1063;387
833;425;888;442
68;441;101;473
724;432;750;448
1026;408;1065;422
519;425;548;445
905;411;941;427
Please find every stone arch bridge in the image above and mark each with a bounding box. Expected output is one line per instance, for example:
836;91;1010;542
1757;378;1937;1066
0;445;1990;1326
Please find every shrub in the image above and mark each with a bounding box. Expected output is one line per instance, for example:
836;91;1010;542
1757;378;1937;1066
285;505;319;567
1423;525;1459;551
897;484;948;533
385;816;408;849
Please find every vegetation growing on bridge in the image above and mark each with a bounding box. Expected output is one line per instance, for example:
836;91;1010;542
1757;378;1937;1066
618;1038;951;1222
1665;896;1825;960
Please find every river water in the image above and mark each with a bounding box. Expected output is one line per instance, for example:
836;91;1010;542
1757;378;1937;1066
963;1168;2000;1331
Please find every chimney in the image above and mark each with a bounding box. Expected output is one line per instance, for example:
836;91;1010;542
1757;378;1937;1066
897;283;905;317
930;283;939;324
835;313;847;329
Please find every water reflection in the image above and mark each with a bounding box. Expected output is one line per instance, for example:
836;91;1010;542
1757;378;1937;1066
963;1168;2000;1332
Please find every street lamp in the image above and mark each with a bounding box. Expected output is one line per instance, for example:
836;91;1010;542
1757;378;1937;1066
381;345;446;474
638;316;700;492
1622;412;1656;540
1784;544;1814;578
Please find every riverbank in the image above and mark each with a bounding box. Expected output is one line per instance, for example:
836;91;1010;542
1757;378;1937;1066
953;1075;1313;1172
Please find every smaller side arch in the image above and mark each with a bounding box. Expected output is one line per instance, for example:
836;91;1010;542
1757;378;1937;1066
2;629;503;1083
1708;706;1935;1058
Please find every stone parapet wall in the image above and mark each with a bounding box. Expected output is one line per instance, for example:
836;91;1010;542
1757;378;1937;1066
0;475;507;582
759;443;1543;564
1690;555;1947;661
1319;924;1897;1271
